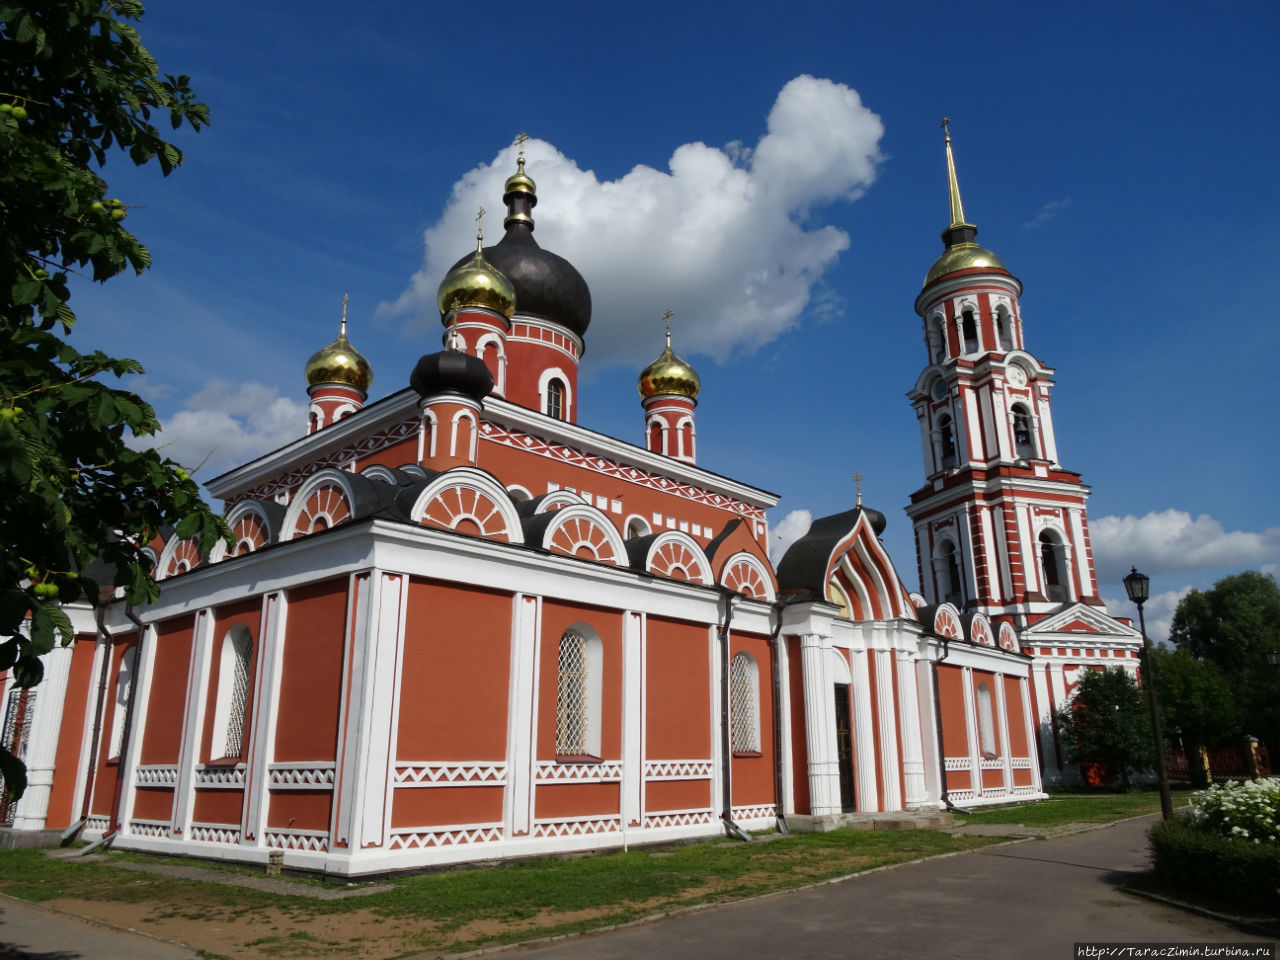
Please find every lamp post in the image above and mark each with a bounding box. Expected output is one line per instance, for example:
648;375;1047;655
1124;566;1173;820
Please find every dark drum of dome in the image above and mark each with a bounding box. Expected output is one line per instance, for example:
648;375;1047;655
410;349;494;403
451;226;592;338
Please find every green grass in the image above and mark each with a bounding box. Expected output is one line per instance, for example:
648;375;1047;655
954;788;1193;827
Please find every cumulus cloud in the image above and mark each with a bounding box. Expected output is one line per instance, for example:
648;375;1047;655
130;380;307;482
1091;509;1280;591
769;508;814;564
1101;587;1191;646
381;75;884;370
1024;197;1070;229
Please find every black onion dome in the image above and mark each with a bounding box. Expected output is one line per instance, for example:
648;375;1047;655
447;227;591;339
861;505;887;537
410;349;494;403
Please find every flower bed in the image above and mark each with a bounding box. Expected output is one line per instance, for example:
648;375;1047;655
1148;778;1280;908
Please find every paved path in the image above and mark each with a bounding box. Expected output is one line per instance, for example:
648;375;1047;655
491;815;1274;960
0;895;197;959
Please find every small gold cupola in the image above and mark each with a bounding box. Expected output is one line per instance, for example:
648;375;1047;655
305;296;373;393
638;311;700;401
923;119;1009;288
436;207;517;320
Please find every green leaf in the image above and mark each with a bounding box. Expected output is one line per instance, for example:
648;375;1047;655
0;746;28;802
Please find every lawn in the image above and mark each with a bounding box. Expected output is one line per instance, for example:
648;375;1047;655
953;788;1192;827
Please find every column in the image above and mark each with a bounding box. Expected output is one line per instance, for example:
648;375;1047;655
876;649;902;811
896;651;928;807
504;594;541;838
960;667;981;797
171;608;215;839
850;648;877;812
800;633;838;816
11;644;74;830
620;611;644;828
243;591;287;845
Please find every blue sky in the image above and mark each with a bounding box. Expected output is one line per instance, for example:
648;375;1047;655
70;1;1279;639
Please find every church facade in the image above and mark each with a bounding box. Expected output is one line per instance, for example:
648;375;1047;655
1;131;1141;874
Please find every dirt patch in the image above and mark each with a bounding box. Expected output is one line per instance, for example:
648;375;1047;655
47;898;430;960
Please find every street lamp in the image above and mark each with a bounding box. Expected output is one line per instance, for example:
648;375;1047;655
1124;567;1173;820
1267;650;1280;668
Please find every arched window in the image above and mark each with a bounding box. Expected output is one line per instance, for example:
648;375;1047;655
555;626;602;760
730;652;761;755
961;308;979;353
976;682;997;756
546;379;566;420
1039;531;1069;602
211;625;253;760
995;307;1013;351
938;414;957;470
929;316;946;364
109;647;137;760
625;516;650;539
680;419;694;459
1012;404;1037;459
648;419;664;454
935;539;963;606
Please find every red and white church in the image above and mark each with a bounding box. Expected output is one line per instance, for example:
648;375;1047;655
1;131;1143;873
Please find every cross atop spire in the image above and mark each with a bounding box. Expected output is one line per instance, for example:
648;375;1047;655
514;131;529;160
941;117;967;230
340;293;349;337
475;207;486;254
852;471;863;507
662;308;673;347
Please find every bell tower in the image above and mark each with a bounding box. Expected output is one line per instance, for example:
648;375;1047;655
905;121;1104;626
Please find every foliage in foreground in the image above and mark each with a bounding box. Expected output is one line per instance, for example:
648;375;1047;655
1;1;230;796
1054;667;1154;790
1188;778;1280;845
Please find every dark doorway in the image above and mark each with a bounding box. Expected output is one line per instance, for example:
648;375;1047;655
833;684;856;813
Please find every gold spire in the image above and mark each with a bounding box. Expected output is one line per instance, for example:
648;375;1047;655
436;208;517;319
853;471;863;507
504;132;537;201
923;119;1009;288
638;309;700;401
942;118;967;230
304;294;373;393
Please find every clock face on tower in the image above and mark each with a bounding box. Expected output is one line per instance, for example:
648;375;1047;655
1006;365;1027;387
931;378;948;401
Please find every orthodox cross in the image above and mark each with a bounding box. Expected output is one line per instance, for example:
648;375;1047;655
476;207;486;247
662;308;673;346
448;296;463;350
340;293;349;336
852;471;863;507
514;131;529;159
941;117;951;141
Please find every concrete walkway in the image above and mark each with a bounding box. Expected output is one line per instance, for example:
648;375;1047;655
0;894;198;959
477;815;1275;960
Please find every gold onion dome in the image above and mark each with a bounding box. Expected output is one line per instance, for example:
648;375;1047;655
504;153;536;198
924;120;1010;289
437;234;517;320
305;302;372;393
638;321;700;400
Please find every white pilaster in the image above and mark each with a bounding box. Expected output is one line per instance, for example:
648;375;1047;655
504;594;540;838
914;659;941;805
875;649;902;811
995;674;1012;793
621;611;643;828
776;636;793;816
243;591;287;845
172;608;215;839
11;643;73;830
896;651;928;807
800;633;838;816
118;623;159;833
849;648;877;812
1020;677;1043;792
960;667;980;797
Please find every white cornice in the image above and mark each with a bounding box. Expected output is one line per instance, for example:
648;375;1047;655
207;389;778;510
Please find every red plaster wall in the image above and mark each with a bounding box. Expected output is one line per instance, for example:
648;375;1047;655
131;787;175;822
275;580;348;761
538;602;622;761
45;636;98;827
90;633;137;818
139;616;195;765
645;618;710;759
266;790;333;831
786;636;810;815
398;580;512;761
391;785;503;828
728;633;775;807
645;779;712;812
536;782;619;818
191;788;244;826
202;598;262;762
1004;675;1029;756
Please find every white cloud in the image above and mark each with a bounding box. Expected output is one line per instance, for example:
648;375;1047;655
1091;509;1280;592
381;75;884;370
131;380;307;482
769;508;813;564
1102;586;1192;646
1024;197;1070;229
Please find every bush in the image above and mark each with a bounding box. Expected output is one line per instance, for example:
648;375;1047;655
1149;817;1280;907
1188;778;1280;844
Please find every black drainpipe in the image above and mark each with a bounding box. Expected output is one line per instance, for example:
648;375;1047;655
767;600;789;834
717;587;751;843
931;634;954;812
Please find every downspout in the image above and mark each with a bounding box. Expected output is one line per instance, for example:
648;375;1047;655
717;587;751;843
931;634;954;812
767;600;789;834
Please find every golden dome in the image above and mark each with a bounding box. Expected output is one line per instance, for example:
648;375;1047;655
305;329;372;393
504;154;536;197
437;241;517;320
924;241;1008;287
638;326;700;400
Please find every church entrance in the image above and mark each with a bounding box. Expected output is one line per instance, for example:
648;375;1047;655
833;683;856;812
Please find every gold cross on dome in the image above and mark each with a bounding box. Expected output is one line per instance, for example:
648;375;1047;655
448;296;462;349
852;471;863;506
476;206;486;243
340;293;349;335
514;131;529;159
941;117;951;141
662;308;674;345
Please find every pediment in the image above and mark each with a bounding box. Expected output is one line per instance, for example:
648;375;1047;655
1021;603;1140;642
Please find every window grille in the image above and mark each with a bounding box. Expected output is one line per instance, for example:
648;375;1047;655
556;630;588;756
222;632;252;758
730;653;759;753
0;689;35;824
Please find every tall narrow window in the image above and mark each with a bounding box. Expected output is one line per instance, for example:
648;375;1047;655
936;540;962;606
976;682;997;756
109;647;137;760
962;308;978;353
1012;404;1036;459
938;414;957;470
995;308;1013;351
730;652;761;754
1039;531;1068;602
930;317;946;364
555;627;602;760
212;625;253;760
648;420;664;454
546;379;565;420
